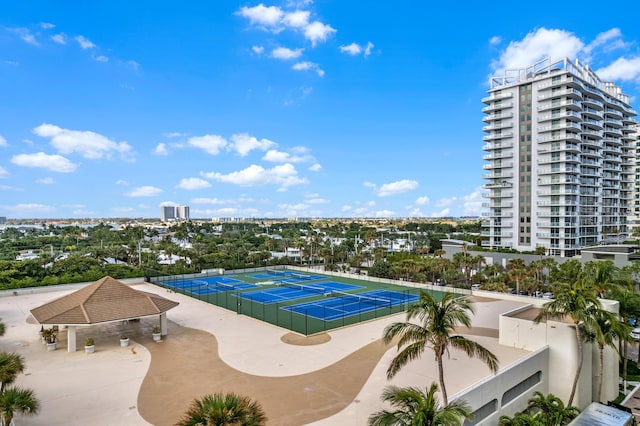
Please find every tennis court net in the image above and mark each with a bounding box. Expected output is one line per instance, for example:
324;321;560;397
192;280;236;292
267;269;286;276
329;290;392;308
291;272;313;280
279;280;327;294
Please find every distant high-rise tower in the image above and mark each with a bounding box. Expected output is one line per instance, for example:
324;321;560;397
161;205;189;222
482;57;638;257
161;206;176;222
176;205;190;221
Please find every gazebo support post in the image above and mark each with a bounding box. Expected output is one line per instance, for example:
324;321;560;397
160;312;167;336
67;326;77;352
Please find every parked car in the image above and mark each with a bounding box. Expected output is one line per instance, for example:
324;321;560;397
631;327;640;341
471;284;480;290
542;292;554;299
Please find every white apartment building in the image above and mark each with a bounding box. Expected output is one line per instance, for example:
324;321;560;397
161;205;190;222
482;57;638;257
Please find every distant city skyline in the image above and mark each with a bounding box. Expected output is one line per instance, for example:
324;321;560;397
1;2;640;219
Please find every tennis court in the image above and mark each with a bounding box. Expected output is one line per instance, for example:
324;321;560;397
238;281;361;304
167;277;257;295
147;267;448;335
283;290;420;321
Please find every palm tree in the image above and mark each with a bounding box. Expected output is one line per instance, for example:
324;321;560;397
383;292;498;406
608;287;640;392
368;383;471;426
534;279;600;406
176;392;267;426
584;308;630;402
583;260;621;298
525;391;579;425
498;412;544;426
0;387;40;426
0;353;25;393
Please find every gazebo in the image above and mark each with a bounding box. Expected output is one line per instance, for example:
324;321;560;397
30;276;179;352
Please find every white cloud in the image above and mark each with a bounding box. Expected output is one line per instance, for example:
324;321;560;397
492;28;583;72
339;41;374;57
115;180;128;186
238;4;284;27
176;177;211;190
306;197;329;204
252;45;265;54
375;210;395;217
202;163;308;189
51;33;66;44
40;23;55;29
12;28;38;46
229;133;276;156
154;143;169;156
164;132;185;138
191;196;254;205
489;36;501;46
304;21;336;46
430;208;451;218
584;28;621;55
292;61;324;76
0;166;7;178
341;205;352;212
4;203;55;215
74;35;96;49
596;57;640;82
11;152;77;173
436;197;456;207
0;136;6;147
263;148;313;163
188;134;228;155
308;163;322;171
94;55;109;62
415;196;430;205
271;47;304;60
363;181;376;188
456;188;485;216
33;123;133;161
340;43;360;55
36;177;55;184
375;179;419;197
283;10;310;28
125;186;163;197
126;60;141;70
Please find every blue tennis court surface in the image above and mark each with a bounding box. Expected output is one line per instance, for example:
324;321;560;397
167;276;257;295
251;271;327;281
282;290;420;321
238;281;361;304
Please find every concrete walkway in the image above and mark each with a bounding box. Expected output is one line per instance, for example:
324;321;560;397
0;283;531;425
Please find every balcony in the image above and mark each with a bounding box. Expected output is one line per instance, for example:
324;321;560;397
483;161;513;170
483;181;513;189
482;132;514;141
483;152;514;160
537;88;582;101
482;102;513;113
483;122;513;131
482;141;514;151
483;111;513;122
537;99;582;112
481;91;514;104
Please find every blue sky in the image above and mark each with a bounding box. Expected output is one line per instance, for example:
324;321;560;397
2;1;640;220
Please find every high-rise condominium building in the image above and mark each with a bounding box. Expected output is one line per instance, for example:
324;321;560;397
482;57;638;257
176;205;190;221
160;205;189;222
161;206;176;222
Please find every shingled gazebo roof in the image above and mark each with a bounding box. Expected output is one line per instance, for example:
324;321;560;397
30;276;179;325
